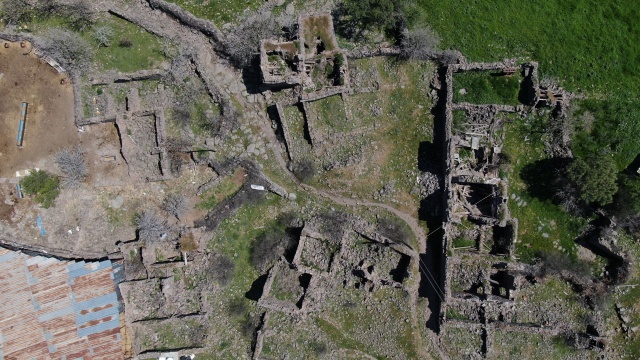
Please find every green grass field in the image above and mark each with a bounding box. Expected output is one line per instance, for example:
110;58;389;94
418;0;640;171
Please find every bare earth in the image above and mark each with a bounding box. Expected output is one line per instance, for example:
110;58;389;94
0;41;78;178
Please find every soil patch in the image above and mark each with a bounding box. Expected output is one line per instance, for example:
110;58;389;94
0;41;78;177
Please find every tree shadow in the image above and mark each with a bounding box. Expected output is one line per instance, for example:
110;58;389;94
519;157;570;201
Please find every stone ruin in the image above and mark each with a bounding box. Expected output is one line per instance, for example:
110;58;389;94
436;60;602;357
251;216;416;358
257;217;415;312
260;13;350;99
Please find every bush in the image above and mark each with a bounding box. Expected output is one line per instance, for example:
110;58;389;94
377;216;410;244
20;170;60;208
93;25;114;47
292;159;315;182
250;228;297;271
537;251;591;280
162;193;188;220
318;211;348;243
55;146;88;189
135;211;170;243
210;254;235;286
567;149;619;206
119;38;133;48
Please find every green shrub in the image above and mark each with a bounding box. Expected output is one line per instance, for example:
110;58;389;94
20;170;60;208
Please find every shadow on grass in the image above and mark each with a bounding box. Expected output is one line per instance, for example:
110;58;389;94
519;157;570;202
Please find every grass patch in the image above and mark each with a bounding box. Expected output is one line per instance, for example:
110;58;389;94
85;15;167;72
453;71;521;105
452;237;475;248
190;98;222;137
197;168;245;210
165;0;263;25
418;0;640;177
308;95;347;133
314;317;373;355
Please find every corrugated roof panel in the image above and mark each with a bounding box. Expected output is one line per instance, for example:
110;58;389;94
0;249;124;359
77;317;121;338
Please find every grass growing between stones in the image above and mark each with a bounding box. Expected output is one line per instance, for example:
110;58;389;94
261;284;420;359
166;0;264;25
502;113;586;263
201;194;283;357
86;15;167;72
606;232;640;358
489;331;593;360
441;326;484;358
307;57;436;214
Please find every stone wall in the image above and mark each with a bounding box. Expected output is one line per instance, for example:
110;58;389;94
148;0;224;44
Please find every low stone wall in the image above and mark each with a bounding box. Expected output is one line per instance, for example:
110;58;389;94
148;0;224;44
90;69;165;85
345;46;401;59
274;102;295;161
300;86;345;102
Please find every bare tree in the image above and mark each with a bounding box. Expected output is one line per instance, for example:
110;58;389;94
225;13;281;68
135;211;170;243
162;193;188;220
38;28;93;71
55;0;93;31
400;26;440;60
0;0;33;25
55;146;88;188
93;25;114;47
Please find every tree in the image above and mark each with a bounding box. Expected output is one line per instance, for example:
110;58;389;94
135;211;170;243
619;174;640;213
162;193;188;220
93;25;114;47
55;1;93;31
55;146;88;189
39;29;93;71
335;0;398;36
225;13;281;68
400;26;440;60
567;149;619;206
20;170;60;208
0;0;34;25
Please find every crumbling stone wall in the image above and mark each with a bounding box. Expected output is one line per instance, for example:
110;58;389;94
148;0;224;44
